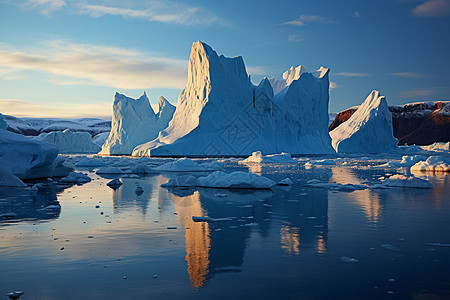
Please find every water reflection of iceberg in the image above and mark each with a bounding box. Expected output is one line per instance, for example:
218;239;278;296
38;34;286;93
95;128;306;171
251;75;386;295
170;187;274;288
0;184;62;224
278;188;329;255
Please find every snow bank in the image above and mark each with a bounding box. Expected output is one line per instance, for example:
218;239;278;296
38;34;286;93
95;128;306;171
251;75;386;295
421;142;450;152
382;174;433;188
411;156;450;172
100;92;175;155
133;41;334;156
0;128;58;179
155;158;223;172
330;90;399;153
34;129;101;154
240;151;295;163
162;171;276;189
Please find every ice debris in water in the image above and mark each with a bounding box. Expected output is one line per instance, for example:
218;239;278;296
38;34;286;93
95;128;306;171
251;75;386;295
381;244;400;251
7;291;24;300
340;256;359;263
277;178;293;186
107;178;123;188
192;216;233;223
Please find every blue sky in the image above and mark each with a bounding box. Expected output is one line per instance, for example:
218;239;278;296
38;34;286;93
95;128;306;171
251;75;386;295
0;0;449;118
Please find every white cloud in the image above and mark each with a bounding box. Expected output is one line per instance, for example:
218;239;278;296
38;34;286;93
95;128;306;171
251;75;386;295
288;34;303;42
246;65;267;76
0;98;111;119
283;14;337;26
20;0;66;15
398;88;444;98
0;40;188;90
329;81;338;89
335;72;371;77
77;1;224;26
391;72;427;78
412;0;450;17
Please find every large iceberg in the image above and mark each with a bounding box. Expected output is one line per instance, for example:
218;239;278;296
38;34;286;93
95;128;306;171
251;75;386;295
100;92;175;155
34;129;101;154
330;90;399;153
133;41;334;156
0;127;58;179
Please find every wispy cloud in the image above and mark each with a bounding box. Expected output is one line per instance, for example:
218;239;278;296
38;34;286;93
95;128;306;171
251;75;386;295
398;87;445;98
246;65;267;76
21;0;66;15
392;72;427;78
335;72;371;77
78;2;224;26
0;40;188;90
412;0;450;17
0;98;111;119
288;34;303;42
283;14;337;26
15;0;225;26
329;81;338;89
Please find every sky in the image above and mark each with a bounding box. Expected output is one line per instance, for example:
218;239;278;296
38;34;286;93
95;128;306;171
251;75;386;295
0;0;449;119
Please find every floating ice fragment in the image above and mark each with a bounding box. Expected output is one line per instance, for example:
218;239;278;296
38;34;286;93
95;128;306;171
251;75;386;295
340;256;359;263
192;216;232;223
381;244;400;251
106;178;122;188
426;243;450;247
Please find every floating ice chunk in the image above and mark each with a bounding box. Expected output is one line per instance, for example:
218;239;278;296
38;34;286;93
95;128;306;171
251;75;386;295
162;171;276;189
381;244;400;251
382;174;433;189
192;216;233;222
52;156;74;177
0;212;18;218
96;167;126;174
0;166;26;187
411;156;450;173
421;142;450;152
106;178;122;188
7;290;24;300
214;193;228;197
75;158;106;167
135;186;143;195
277;178;293;186
131;164;156;174
60;172;91;184
240;151;296;163
306;181;368;191
340;256;359;263
426;243;450;247
155;158;223;172
305;159;336;167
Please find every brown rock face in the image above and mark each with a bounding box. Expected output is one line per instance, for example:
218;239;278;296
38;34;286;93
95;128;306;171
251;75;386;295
329;101;450;145
328;108;357;131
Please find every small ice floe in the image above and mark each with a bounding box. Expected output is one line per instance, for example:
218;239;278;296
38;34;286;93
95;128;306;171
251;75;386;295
240;151;295;164
382;174;432;189
305;159;336;167
155;157;223;172
96;167;127;175
7;291;24;300
166;227;177;230
38;204;60;211
121;174;139;178
238;205;253;208
214;193;227;197
369;184;390;189
123;276;127;280
411;156;450;173
152;275;158;278
277;178;293;186
131;164;156;174
192;216;232;223
135;186;144;195
381;244;400;251
388;278;395;283
244;222;258;227
106;178;123;188
340;256;359;263
60;172;91;184
307;216;317;220
306;180;368;191
426;242;450;247
0;212;18;218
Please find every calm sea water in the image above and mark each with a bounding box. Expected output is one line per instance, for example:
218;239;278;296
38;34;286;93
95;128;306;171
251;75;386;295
1;157;449;299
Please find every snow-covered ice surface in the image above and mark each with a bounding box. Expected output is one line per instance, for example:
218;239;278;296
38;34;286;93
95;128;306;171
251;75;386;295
133;41;334;157
330;90;399;154
34;129;101;154
1;151;450;299
411;156;450;172
100;92;175;155
240;151;296;163
421;142;450;153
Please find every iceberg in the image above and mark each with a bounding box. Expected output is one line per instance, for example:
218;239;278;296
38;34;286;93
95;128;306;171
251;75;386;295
133;41;334;157
382;174;433;188
240;151;295;163
0;166;26;187
154;157;223;172
0;128;58;179
34;129;101;154
100;92;175;155
410;156;450;172
330;90;399;153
